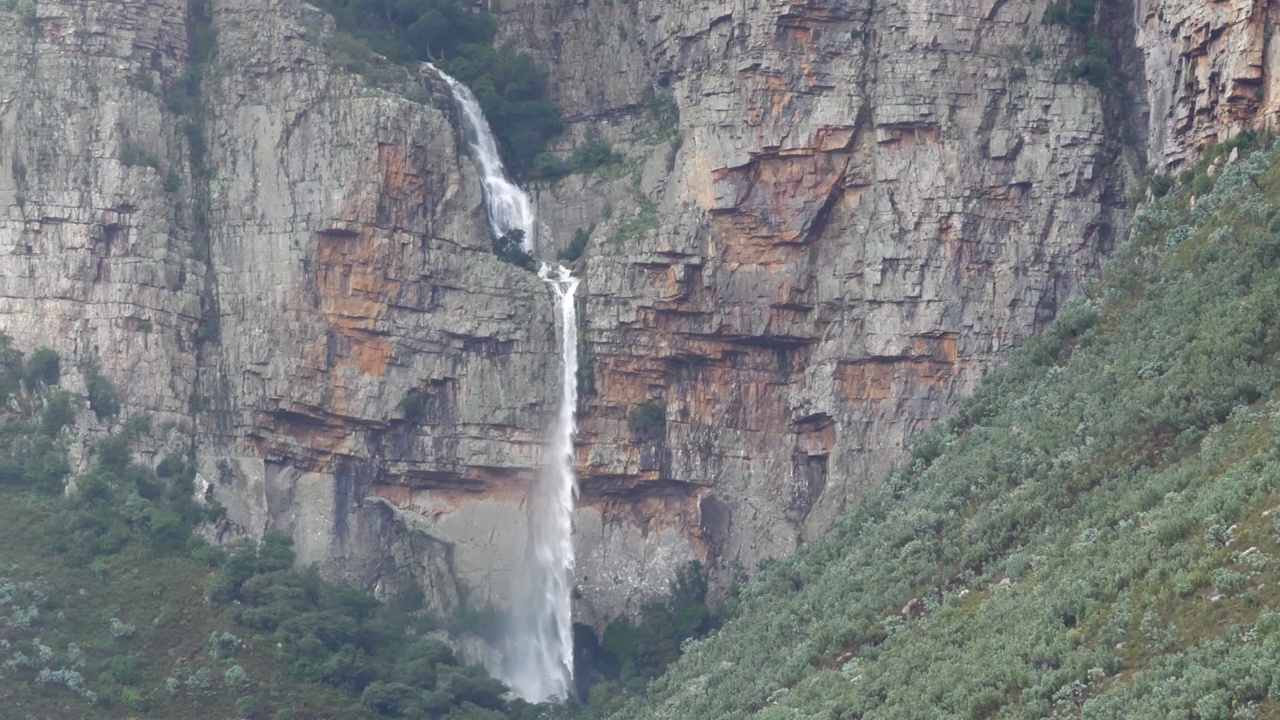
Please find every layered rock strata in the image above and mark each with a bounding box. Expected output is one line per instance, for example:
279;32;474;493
506;0;1130;623
0;0;560;615
6;0;1280;641
1137;0;1280;168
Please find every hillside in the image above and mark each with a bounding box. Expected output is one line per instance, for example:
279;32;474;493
607;138;1280;719
0;355;558;719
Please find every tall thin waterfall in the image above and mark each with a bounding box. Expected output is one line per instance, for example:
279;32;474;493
507;264;578;701
430;65;536;252
432;65;578;703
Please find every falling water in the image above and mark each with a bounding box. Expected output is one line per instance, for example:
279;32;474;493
432;65;578;703
429;64;536;252
505;264;578;702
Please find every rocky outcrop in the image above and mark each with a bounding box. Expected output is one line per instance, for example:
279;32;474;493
0;0;198;431
7;0;1280;648
1137;0;1280;168
503;0;1131;623
0;0;561;617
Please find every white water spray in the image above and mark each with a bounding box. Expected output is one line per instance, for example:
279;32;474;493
432;65;578;703
505;264;578;701
429;64;536;253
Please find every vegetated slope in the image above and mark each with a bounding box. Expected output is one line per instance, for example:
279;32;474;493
613;140;1280;720
0;351;554;720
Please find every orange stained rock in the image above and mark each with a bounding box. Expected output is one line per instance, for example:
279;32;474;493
314;228;398;377
912;332;959;363
836;354;959;404
250;408;355;470
837;360;897;401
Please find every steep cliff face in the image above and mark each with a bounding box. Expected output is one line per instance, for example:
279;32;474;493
1137;0;1280;168
0;0;561;616
6;0;1280;642
500;0;1134;623
198;0;562;614
0;0;198;435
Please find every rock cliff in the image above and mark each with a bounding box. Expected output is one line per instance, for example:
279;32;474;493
509;0;1131;624
0;0;559;616
1136;0;1280;168
3;0;1280;642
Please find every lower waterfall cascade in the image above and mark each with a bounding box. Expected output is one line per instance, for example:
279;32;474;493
433;65;579;703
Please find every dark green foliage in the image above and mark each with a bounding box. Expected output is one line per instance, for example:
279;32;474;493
119;141;162;170
628;401;665;440
448;605;504;644
307;0;562;177
309;0;495;63
643;86;679;132
602;562;710;683
1148;174;1174;198
493;229;535;271
531;131;623;181
558;227;592;263
40;390;74;436
1043;0;1112;88
0;421;69;493
69;434;198;557
209;536;535;717
398;392;425;422
1065;36;1112;88
612;141;1280;719
0;334;25;402
25;347;60;386
445;45;564;176
85;370;121;420
361;681;425;716
1043;0;1095;31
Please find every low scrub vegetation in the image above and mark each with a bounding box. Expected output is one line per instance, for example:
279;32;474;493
0;342;559;719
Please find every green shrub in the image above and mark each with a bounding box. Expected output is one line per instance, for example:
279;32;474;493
628;401;666;440
530;130;623;181
85;371;120;420
1043;0;1095;30
591;561;713;689
119;687;145;710
448;604;504;643
643;86;679;130
559;227;592;262
398;392;426;422
24;348;59;386
361;681;425;716
309;0;562;177
0;334;25;402
492;229;535;271
40;390;74;436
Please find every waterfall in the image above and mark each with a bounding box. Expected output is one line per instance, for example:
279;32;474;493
506;264;578;702
429;64;536;252
432;65;578;703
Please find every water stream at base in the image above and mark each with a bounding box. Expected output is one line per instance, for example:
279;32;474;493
432;64;577;703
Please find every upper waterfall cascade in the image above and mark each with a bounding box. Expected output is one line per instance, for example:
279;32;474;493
432;65;578;704
430;64;536;253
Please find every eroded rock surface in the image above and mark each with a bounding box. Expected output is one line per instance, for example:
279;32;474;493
0;0;559;616
4;0;1280;643
503;0;1130;623
1137;0;1280;168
